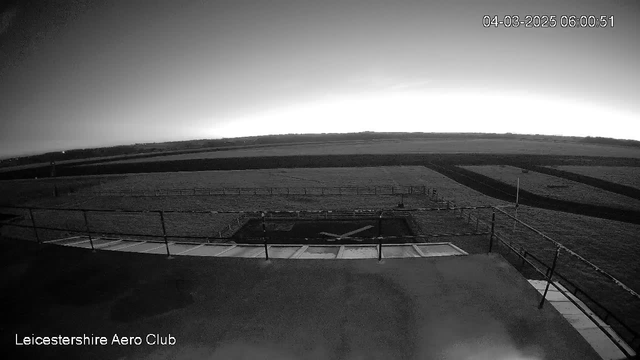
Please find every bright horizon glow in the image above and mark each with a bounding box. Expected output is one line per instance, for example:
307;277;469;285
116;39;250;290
212;90;638;141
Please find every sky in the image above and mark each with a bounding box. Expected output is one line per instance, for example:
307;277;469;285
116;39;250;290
0;0;639;158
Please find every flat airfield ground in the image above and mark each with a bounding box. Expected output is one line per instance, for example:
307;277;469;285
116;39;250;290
552;165;640;190
79;138;640;165
461;165;640;211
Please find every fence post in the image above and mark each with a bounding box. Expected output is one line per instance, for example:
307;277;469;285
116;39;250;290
82;210;95;252
28;208;40;245
159;211;172;259
489;211;496;253
539;247;561;309
262;212;269;261
378;212;383;261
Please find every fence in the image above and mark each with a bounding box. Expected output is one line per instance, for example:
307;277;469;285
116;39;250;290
62;185;435;197
0;204;487;245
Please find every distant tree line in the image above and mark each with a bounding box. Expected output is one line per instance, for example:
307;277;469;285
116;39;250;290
580;136;640;148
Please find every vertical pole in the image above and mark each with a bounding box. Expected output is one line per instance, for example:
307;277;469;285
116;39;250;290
29;208;40;245
159;211;172;258
513;177;520;232
262;212;269;261
378;212;383;261
539;247;561;309
489;211;496;253
82;210;95;252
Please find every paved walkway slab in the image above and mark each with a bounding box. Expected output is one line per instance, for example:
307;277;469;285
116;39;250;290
528;280;635;360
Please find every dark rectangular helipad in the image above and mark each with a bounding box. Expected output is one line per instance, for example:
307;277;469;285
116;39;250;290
233;217;413;244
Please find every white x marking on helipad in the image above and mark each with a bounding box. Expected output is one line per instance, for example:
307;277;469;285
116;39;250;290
319;225;374;241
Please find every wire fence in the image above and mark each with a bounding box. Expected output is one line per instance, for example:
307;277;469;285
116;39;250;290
59;185;432;197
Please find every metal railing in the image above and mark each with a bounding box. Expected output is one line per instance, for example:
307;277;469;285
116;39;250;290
479;205;639;358
2;201;636;357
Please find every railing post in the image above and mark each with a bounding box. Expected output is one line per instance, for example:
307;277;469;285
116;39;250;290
159;211;172;259
539;246;560;309
262;212;269;261
28;208;40;245
82;210;95;252
489;211;496;253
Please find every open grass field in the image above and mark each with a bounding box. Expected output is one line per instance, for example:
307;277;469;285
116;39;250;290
5;166;510;209
551;166;640;190
78;139;640;166
461;165;640;211
0;166;503;246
